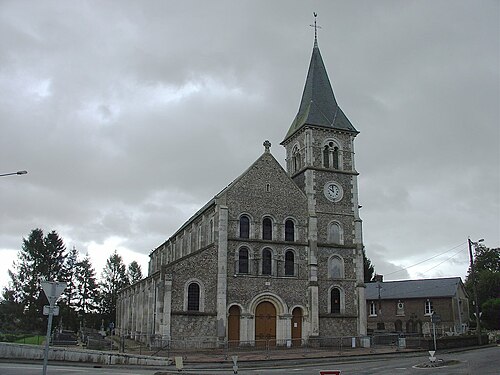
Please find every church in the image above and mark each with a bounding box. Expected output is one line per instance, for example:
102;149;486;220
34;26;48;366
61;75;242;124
116;29;367;346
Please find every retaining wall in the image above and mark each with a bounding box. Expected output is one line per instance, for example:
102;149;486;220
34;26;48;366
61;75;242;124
0;342;170;366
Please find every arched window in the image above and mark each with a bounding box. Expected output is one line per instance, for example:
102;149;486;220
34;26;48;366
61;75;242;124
239;215;250;239
238;247;249;274
284;250;295;276
331;287;341;314
285;219;295;242
262;248;272;275
329;255;344;279
262;217;272;240
323;141;341;170
327;222;344;244
187;283;200;311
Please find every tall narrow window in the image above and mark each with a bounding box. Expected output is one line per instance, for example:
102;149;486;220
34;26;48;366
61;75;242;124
262;248;272;275
239;215;250;239
327;222;343;244
292;145;301;172
262;217;272;240
323;145;330;168
332;147;339;169
187;283;200;311
331;288;341;314
238;248;249;274
329;256;344;279
369;301;377;316
284;250;295;276
285;220;295;242
209;219;214;243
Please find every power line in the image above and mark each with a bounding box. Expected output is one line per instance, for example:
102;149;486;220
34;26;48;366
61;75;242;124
383;242;467;277
421;247;467;274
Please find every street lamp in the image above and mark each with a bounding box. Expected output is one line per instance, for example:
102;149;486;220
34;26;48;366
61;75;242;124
0;170;28;177
468;237;484;345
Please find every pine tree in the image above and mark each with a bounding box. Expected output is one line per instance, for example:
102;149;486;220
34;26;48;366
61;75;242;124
100;250;129;325
128;261;143;284
59;246;80;330
4;229;69;330
75;254;100;328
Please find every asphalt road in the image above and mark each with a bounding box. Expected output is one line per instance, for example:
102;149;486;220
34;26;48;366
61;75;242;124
0;346;498;375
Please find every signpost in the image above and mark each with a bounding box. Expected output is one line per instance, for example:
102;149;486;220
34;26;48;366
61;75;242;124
41;281;67;375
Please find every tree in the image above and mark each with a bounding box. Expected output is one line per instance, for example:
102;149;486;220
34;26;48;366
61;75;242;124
74;254;100;328
59;246;80;330
363;249;375;283
4;229;68;330
465;246;500;328
128;261;143;284
100;250;129;326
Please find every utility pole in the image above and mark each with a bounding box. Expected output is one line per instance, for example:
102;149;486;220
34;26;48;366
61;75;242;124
468;237;484;345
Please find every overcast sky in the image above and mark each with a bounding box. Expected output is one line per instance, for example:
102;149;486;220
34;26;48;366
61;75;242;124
1;0;498;291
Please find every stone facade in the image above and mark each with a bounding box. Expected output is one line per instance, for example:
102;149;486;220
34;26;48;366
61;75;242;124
116;36;367;345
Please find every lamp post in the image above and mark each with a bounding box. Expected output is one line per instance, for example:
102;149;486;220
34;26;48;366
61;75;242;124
0;170;27;177
468;237;484;345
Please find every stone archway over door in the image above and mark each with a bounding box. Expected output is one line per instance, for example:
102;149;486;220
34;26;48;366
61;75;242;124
228;305;240;346
291;307;302;346
255;301;276;346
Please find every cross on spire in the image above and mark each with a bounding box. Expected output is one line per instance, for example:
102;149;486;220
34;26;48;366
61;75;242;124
310;12;322;47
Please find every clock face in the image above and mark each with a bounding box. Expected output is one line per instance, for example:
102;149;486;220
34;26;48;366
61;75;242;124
324;182;343;202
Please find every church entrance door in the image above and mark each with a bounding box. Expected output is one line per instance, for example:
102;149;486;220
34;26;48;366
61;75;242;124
228;305;240;347
255;301;276;347
291;307;302;346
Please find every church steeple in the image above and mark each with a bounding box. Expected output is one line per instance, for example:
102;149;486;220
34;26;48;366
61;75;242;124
282;30;357;144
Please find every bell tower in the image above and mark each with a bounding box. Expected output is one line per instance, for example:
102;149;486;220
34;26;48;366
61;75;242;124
281;16;367;336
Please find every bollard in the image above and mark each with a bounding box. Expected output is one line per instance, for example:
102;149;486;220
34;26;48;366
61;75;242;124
232;355;238;374
175;356;184;372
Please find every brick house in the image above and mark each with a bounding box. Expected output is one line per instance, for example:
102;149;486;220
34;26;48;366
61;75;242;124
365;277;469;335
116;32;368;345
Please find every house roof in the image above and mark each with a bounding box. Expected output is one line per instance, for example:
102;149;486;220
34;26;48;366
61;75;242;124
282;38;357;143
365;277;465;300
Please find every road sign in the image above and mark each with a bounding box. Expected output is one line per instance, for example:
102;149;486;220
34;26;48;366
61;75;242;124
43;305;59;316
41;281;67;306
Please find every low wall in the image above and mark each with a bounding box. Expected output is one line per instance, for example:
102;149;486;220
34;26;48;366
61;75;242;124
0;342;170;366
418;335;489;350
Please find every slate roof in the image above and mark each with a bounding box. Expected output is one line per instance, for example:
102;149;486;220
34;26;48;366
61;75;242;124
365;277;465;300
283;39;357;143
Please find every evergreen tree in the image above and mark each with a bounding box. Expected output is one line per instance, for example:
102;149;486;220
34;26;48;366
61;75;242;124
59;246;80;330
363;249;375;283
75;254;100;328
100;250;129;325
4;229;68;330
128;261;143;284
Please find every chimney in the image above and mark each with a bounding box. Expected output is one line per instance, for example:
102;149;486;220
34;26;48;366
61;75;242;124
373;274;383;283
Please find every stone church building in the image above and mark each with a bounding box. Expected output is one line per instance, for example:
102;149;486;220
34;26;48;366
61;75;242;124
117;33;367;346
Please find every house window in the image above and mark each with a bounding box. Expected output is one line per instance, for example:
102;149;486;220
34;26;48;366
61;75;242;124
238;247;249;274
187;283;200;311
285;219;295;242
327;222;344;244
262;248;272;275
425;299;434;315
329;255;344;279
262;217;272;240
369;301;377;316
284;250;295;276
239;215;250;239
331;287;341;314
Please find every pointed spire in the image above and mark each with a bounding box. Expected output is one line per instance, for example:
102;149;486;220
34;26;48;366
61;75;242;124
282;17;357;143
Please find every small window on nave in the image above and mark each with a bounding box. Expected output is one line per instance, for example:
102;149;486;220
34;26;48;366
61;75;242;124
262;248;272;275
239;215;250;239
262;217;272;240
187;283;200;311
285;219;295;242
284;250;295;276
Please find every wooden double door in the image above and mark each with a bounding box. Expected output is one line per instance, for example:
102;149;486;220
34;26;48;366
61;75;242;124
255;301;276;346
